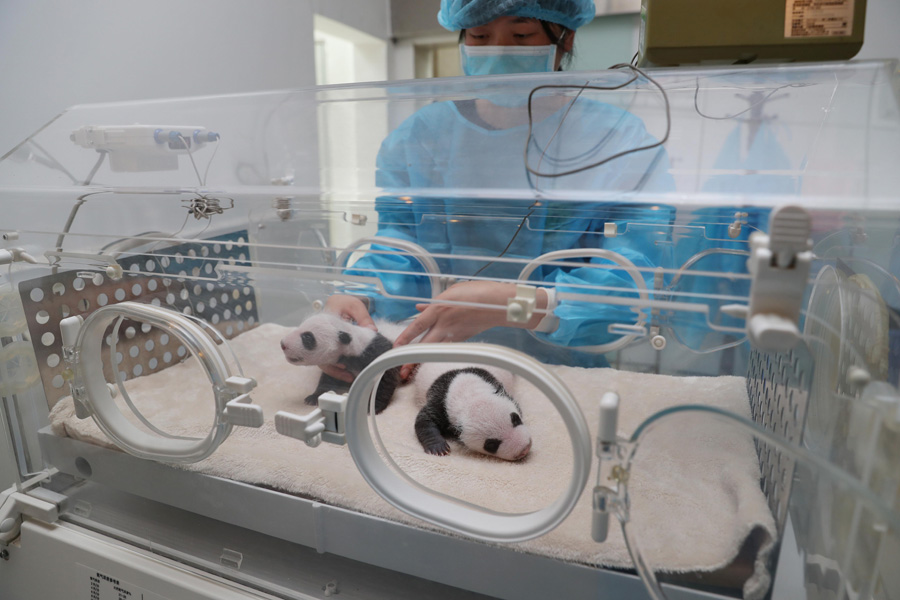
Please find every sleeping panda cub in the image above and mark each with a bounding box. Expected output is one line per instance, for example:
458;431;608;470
282;313;532;461
413;362;532;461
280;312;404;414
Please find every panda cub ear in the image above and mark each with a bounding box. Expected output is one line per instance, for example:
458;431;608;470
338;331;352;345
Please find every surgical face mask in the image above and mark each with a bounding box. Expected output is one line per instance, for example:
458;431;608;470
460;44;558;76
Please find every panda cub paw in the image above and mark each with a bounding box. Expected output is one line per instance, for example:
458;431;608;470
422;439;451;456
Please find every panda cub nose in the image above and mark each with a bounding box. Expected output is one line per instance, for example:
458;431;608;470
515;441;532;461
280;340;287;351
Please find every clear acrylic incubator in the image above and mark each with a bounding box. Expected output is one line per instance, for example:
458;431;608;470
1;60;899;600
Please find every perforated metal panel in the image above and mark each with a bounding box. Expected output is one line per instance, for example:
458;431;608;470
746;346;812;535
19;231;259;407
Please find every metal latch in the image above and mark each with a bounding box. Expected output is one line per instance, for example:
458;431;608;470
0;469;65;546
274;391;348;447
221;376;263;428
746;206;812;353
592;392;620;543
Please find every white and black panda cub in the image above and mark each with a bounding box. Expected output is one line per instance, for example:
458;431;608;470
282;313;532;461
280;312;404;414
413;362;532;462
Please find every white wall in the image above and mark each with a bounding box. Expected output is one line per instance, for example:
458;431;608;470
855;0;900;62
0;0;391;158
316;0;391;41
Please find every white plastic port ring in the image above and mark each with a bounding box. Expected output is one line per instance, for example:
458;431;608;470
336;236;447;298
345;344;592;543
518;249;649;353
67;302;261;463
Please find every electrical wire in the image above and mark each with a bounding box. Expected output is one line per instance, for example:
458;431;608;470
82;151;107;186
523;63;670;179
469;73;595;277
469;203;538;277
692;79;811;121
470;64;670;278
175;133;221;187
177;133;204;186
201;138;220;186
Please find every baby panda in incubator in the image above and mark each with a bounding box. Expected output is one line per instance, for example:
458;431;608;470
279;312;403;414
413;362;532;461
281;312;532;461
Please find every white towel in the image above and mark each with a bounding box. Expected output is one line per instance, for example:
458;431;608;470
50;322;776;599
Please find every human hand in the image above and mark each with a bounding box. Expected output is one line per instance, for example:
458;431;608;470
318;362;354;383
323;295;376;330
393;281;548;380
318;295;377;383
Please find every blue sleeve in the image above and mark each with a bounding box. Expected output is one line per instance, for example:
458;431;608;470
535;123;677;349
341;115;432;321
536;200;675;348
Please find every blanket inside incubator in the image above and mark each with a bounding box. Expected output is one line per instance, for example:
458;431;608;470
49;323;777;599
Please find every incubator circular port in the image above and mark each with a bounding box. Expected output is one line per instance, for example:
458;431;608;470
0;341;41;396
343;343;593;543
67;302;264;463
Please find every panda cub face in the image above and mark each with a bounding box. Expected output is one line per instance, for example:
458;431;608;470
444;369;532;461
280;312;373;366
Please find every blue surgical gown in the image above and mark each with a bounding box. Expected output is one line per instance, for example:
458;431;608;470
344;98;675;361
670;119;795;351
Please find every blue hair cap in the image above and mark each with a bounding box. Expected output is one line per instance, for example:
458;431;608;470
438;0;596;32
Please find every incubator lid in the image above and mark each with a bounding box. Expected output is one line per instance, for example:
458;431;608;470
0;60;898;209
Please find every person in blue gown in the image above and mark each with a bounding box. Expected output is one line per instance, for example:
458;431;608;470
322;0;675;381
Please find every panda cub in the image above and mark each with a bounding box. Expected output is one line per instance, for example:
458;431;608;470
282;314;532;461
280;312;403;414
413;362;532;461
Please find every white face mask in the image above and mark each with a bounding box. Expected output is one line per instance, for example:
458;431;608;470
459;44;558;76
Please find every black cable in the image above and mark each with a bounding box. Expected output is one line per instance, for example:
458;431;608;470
471;64;671;278
469;200;540;278
82;150;107;186
523;63;671;179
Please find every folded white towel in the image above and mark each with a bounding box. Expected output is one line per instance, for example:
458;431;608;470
50;322;776;599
